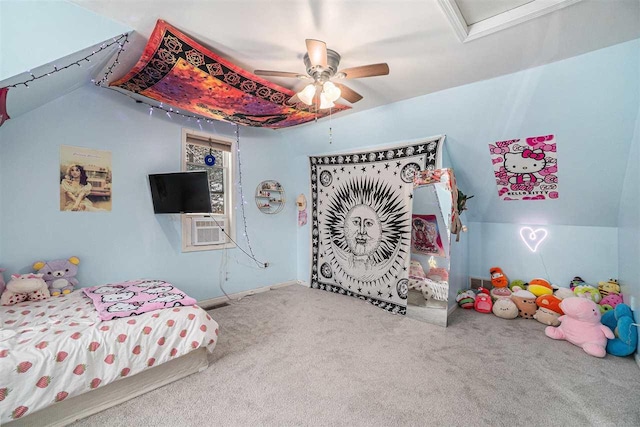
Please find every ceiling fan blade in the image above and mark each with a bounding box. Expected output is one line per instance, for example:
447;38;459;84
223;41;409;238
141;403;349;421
254;70;308;79
306;39;328;68
339;63;389;79
334;83;363;103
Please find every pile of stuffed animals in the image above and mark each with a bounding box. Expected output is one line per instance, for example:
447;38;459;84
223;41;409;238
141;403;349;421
0;257;80;305
456;267;638;358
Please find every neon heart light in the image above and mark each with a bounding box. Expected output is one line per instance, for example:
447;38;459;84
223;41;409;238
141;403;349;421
519;227;548;252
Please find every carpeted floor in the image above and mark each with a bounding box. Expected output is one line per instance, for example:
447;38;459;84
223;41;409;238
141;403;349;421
74;284;640;426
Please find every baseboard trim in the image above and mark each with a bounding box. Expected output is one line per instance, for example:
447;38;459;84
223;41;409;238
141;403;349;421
448;303;457;317
197;280;300;309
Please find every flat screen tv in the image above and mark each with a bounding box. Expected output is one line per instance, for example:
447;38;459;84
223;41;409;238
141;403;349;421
148;171;212;214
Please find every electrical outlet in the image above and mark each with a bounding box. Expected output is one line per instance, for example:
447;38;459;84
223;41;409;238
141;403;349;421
630;295;637;312
264;262;270;268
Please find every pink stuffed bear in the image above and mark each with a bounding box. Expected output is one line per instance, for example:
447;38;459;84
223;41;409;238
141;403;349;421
545;297;614;357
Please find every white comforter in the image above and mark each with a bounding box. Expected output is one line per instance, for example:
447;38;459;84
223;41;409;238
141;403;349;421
0;290;218;423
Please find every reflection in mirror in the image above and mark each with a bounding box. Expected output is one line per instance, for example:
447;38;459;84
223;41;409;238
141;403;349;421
406;183;451;327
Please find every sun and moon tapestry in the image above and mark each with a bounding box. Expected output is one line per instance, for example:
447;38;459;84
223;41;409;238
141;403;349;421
111;20;349;129
309;136;444;314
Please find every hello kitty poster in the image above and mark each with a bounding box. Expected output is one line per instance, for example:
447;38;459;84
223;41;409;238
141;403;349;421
488;135;558;201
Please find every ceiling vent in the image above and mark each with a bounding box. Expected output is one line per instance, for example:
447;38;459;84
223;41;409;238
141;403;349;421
438;0;583;42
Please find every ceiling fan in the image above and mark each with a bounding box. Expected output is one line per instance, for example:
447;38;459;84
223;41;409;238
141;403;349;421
254;39;389;109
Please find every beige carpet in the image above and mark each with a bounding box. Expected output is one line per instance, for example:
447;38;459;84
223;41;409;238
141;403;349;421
74;284;640;426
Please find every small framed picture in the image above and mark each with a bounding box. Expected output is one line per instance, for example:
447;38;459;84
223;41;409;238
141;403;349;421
60;145;112;212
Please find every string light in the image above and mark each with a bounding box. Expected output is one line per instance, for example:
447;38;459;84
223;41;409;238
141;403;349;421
5;34;129;89
235;124;263;267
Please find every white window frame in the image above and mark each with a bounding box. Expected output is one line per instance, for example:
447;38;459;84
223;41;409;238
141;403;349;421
180;128;236;252
438;0;582;43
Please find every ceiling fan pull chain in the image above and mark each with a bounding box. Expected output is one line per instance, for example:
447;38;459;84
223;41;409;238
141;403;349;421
329;107;332;144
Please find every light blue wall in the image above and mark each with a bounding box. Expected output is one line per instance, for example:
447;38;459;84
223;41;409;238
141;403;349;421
287;39;639;286
467;222;618;287
0;84;296;301
0;0;131;80
285;39;639;227
618;80;640;358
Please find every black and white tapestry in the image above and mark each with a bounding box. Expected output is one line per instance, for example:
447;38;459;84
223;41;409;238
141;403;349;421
309;136;444;314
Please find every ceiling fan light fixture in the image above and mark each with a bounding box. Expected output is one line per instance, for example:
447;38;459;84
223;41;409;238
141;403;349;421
322;81;341;103
297;83;317;105
319;92;335;110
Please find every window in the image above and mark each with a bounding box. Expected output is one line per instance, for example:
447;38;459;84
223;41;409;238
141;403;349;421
181;128;236;252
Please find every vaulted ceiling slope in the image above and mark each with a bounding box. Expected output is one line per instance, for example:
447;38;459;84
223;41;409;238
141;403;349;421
1;0;639;123
0;0;131;121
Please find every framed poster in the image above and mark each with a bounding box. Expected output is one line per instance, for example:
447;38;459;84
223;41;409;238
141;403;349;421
60;145;112;212
411;214;445;257
488;135;558;201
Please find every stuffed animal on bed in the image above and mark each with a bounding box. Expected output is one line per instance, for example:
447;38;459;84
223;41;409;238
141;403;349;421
33;256;80;296
545;297;614;358
0;268;6;296
1;273;50;305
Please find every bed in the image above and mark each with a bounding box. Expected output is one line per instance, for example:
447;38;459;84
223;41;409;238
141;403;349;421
0;287;218;426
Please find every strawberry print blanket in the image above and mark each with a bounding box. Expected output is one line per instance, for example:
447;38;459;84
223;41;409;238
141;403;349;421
83;280;197;321
0;290;218;424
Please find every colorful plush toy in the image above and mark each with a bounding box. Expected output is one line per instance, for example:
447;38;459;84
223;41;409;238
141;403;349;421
511;289;537;319
456;290;476;309
554;287;575;300
534;295;564;326
536;294;563;315
598;279;621;298
528;278;553;297
492;298;518;319
570;276;586;290
474;292;493;313
509;279;527;292
601;303;638;357
573;285;602;303
600;294;624;313
489;267;508;288
1;273;51;305
33;256;80;296
490;287;511;301
545;297;614;358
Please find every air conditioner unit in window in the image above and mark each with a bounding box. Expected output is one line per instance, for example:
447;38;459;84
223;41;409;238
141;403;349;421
191;217;227;246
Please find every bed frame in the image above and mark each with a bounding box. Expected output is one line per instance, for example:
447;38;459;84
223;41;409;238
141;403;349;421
5;347;209;427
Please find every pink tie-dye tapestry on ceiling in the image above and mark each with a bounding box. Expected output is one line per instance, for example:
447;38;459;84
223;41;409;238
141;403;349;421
111;20;349;129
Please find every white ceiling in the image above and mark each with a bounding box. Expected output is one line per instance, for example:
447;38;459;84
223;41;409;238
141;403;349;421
37;0;640;118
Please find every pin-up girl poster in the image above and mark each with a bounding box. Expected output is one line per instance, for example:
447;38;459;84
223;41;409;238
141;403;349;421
411;214;444;257
60;145;112;212
488;135;558;201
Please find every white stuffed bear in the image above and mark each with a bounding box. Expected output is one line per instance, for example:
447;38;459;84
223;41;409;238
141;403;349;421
0;273;50;305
